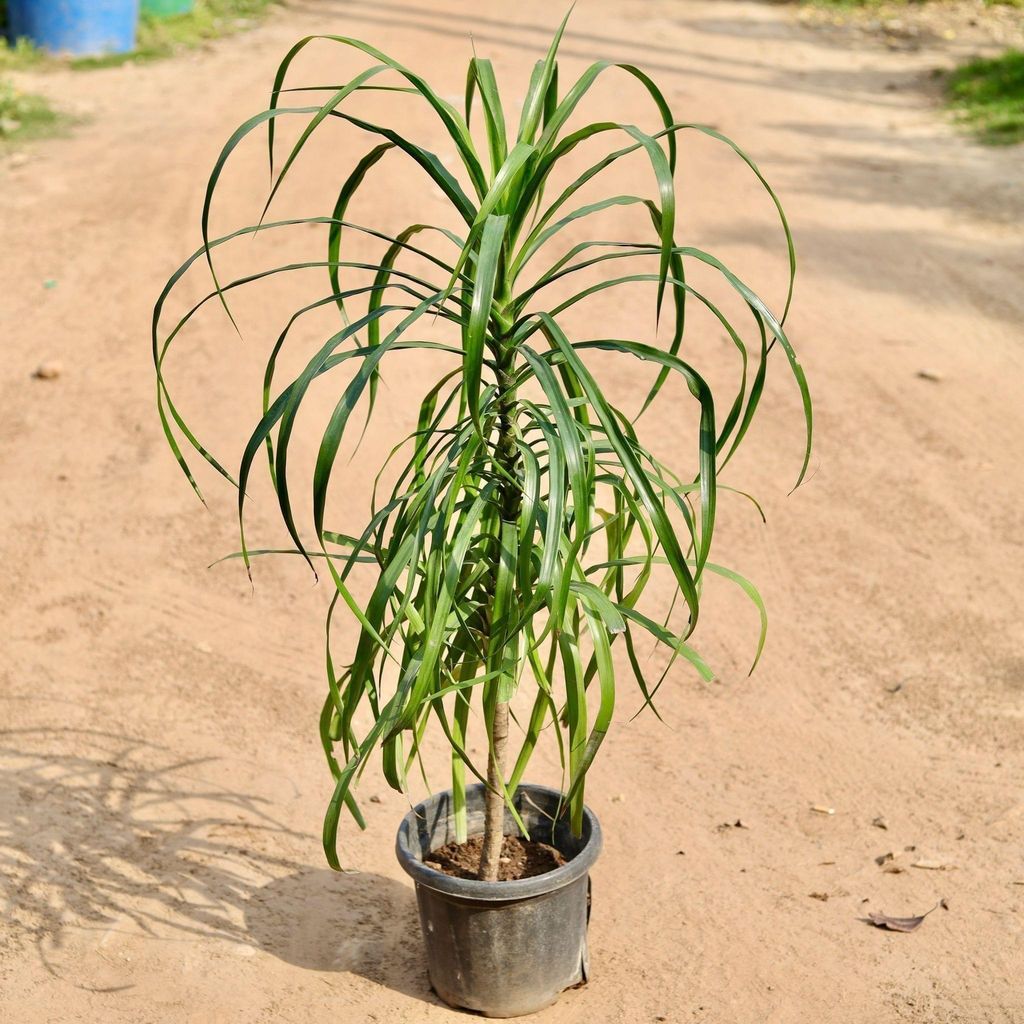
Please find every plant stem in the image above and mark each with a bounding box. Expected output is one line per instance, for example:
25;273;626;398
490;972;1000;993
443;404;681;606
478;699;510;880
478;334;520;882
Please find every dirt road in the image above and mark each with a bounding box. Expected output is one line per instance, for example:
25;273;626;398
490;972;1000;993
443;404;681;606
2;2;1023;1021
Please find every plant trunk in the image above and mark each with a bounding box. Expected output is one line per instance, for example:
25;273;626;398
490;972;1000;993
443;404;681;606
478;700;510;880
478;337;519;882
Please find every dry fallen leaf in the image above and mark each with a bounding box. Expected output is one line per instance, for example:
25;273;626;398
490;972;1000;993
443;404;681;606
809;892;829;902
867;911;926;933
866;899;946;933
872;816;889;830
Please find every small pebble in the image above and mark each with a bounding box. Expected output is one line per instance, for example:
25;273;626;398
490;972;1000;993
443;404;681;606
912;859;951;871
32;361;63;380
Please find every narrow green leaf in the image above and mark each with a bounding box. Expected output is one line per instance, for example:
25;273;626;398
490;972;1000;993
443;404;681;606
464;214;507;433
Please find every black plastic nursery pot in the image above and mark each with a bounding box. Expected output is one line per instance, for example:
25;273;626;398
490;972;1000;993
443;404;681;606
395;782;602;1018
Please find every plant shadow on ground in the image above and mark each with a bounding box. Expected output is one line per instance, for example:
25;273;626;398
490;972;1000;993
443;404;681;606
0;725;429;1001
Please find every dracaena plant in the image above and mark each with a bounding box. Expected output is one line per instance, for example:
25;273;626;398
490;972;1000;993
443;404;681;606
153;13;811;881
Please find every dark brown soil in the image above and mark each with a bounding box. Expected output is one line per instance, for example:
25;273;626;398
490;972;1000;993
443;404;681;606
425;835;567;881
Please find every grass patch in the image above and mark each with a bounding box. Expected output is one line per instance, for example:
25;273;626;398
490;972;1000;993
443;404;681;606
0;76;64;142
803;0;1022;7
948;48;1024;143
0;36;43;72
0;0;277;72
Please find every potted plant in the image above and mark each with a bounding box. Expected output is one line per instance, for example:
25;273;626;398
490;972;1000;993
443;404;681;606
153;12;811;1017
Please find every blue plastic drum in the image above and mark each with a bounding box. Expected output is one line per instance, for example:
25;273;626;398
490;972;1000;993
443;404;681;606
6;1;140;57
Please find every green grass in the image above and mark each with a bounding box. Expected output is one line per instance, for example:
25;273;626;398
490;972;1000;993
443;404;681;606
804;0;1022;7
0;36;44;72
0;76;64;142
0;0;277;72
948;49;1024;143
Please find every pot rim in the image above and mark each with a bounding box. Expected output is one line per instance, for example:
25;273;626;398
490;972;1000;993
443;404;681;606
394;782;602;902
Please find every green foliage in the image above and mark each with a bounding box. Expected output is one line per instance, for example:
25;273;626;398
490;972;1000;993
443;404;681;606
0;0;276;71
948;48;1024;144
804;0;1021;7
0;76;61;140
154;15;812;867
0;37;45;73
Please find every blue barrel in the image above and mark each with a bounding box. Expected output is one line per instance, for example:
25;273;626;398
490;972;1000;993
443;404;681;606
6;0;139;57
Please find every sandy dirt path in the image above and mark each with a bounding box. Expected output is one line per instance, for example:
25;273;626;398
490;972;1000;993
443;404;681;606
2;2;1023;1021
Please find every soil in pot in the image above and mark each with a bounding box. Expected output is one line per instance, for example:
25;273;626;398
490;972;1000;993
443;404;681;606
425;835;567;881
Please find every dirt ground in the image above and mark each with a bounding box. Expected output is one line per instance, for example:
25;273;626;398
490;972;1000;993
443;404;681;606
2;1;1023;1021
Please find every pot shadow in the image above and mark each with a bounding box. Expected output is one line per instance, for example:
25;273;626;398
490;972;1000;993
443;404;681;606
244;867;435;1002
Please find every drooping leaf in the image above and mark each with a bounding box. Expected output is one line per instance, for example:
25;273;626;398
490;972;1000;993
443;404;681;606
154;10;811;870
